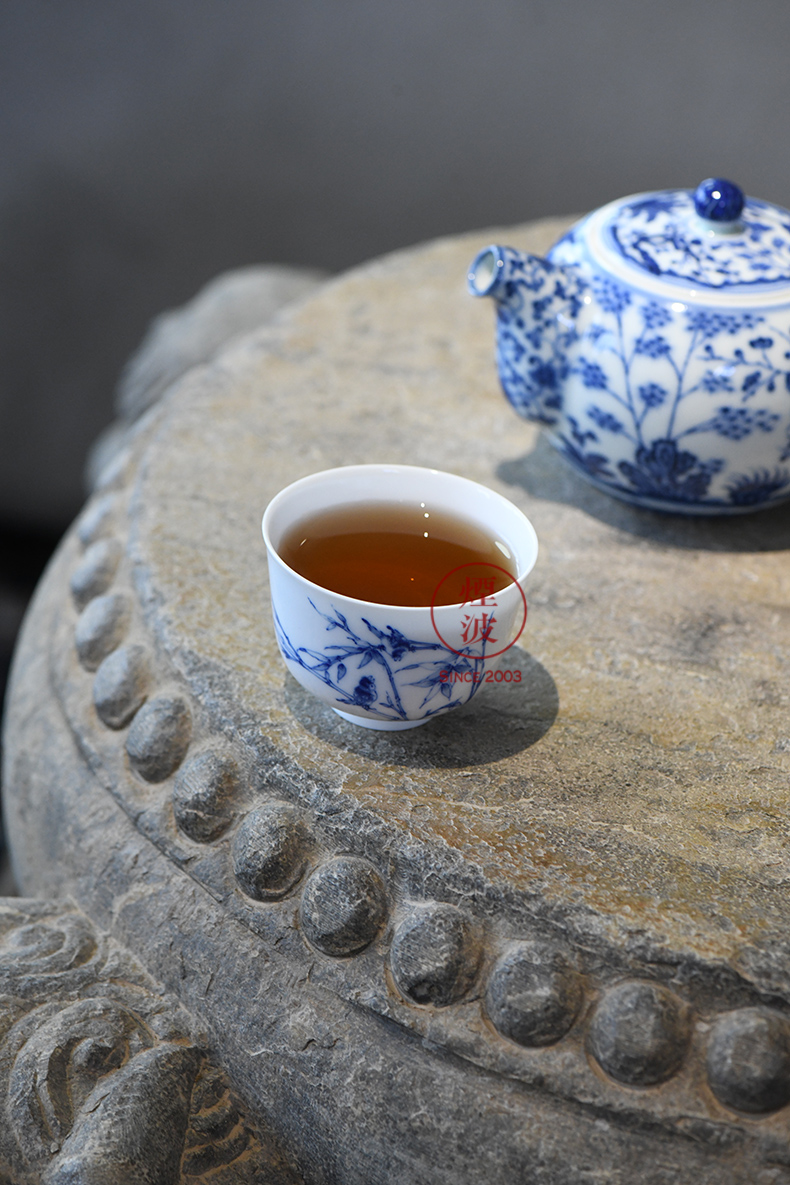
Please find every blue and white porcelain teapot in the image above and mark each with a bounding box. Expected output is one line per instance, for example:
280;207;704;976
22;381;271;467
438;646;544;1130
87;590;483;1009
469;179;790;514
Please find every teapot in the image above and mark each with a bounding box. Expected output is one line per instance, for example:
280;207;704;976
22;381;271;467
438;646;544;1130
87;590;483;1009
469;179;790;514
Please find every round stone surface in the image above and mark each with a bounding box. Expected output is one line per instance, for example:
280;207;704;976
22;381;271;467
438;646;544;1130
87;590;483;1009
173;750;240;843
300;857;387;956
485;942;582;1047
706;1008;790;1114
93;643;150;730
390;904;482;1007
232;803;309;899
588;980;690;1086
127;218;790;995
126;694;192;783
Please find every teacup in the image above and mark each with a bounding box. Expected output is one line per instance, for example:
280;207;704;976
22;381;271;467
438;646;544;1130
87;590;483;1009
262;464;538;730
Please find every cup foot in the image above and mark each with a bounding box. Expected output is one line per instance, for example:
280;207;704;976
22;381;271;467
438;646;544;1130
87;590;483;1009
332;709;428;731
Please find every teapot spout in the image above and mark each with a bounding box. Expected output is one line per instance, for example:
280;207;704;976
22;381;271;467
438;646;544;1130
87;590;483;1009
468;245;585;425
467;245;523;299
469;244;567;299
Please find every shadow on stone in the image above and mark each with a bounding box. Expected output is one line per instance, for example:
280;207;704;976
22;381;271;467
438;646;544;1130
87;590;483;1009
497;435;790;554
283;646;559;768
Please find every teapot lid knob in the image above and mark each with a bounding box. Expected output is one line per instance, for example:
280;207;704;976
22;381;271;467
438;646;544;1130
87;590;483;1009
693;177;745;222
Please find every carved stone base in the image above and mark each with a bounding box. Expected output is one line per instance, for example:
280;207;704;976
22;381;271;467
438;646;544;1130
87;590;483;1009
5;219;790;1183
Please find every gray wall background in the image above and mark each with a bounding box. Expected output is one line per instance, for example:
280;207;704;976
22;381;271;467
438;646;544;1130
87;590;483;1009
2;0;789;529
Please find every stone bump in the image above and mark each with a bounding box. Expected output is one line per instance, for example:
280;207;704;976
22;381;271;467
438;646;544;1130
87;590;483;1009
588;981;691;1086
485;942;583;1047
300;857;387;957
116;265;328;422
76;493;117;547
69;538;123;610
74;593;130;672
390;903;483;1008
92;443;133;493
126;695;192;783
173;750;241;844
706;1008;790;1114
231;802;310;898
92;644;151;729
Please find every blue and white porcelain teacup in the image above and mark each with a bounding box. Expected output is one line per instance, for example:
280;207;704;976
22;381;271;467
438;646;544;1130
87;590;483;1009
262;465;538;730
470;178;790;515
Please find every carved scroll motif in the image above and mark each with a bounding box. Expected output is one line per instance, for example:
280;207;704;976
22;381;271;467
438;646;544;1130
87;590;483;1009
0;900;300;1185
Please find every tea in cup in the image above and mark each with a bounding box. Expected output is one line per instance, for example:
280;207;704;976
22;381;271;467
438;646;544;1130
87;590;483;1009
262;464;538;730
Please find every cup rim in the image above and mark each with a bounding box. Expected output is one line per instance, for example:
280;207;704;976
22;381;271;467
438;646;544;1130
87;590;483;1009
261;463;538;613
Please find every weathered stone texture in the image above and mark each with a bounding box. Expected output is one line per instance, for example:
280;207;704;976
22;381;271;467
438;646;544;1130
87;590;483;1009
174;750;240;844
300;857;387;957
92;643;151;728
69;538;122;609
587;980;691;1087
116;265;328;423
390;903;482;1007
231;803;309;900
0;900;301;1184
74;592;129;671
707;1009;790;1115
126;694;192;782
485;941;583;1047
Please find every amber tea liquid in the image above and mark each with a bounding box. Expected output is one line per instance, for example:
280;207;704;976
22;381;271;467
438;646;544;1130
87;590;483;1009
277;501;516;606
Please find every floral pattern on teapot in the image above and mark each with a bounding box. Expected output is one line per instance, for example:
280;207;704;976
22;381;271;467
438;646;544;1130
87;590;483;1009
608;191;790;289
470;179;790;514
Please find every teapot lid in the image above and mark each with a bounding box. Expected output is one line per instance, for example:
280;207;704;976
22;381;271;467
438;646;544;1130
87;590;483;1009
585;179;790;303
